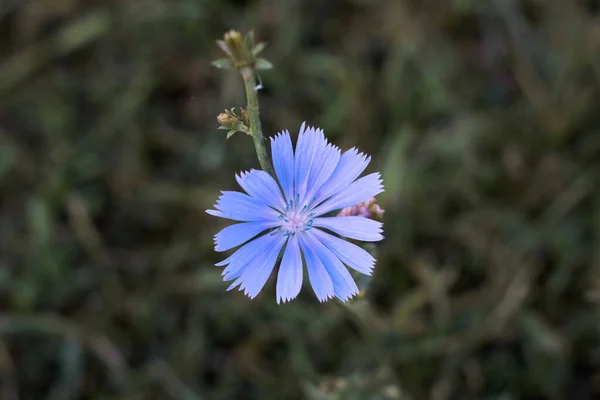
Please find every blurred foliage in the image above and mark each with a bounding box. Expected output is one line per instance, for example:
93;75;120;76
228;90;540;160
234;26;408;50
0;0;599;399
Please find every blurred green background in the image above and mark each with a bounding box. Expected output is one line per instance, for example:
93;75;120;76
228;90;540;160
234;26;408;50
1;0;599;399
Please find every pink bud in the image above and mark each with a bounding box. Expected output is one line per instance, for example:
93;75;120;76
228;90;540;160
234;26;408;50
337;197;384;221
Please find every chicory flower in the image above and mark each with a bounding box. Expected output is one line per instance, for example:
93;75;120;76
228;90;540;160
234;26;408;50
207;123;384;303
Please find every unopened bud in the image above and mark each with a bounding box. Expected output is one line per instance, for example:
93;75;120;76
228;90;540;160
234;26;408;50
216;108;251;139
217;112;234;126
224;30;242;45
337;198;385;221
213;30;273;71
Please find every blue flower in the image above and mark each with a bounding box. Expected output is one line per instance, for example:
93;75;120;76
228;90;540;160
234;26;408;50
207;123;384;303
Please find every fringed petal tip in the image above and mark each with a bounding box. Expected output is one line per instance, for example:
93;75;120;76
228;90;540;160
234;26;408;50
317;294;335;303
276;295;295;304
270;129;291;142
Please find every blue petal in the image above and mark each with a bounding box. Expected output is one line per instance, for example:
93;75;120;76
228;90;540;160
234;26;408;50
310;228;375;275
313;217;383;242
236;169;286;211
218;232;275;280
235;235;288;299
313;148;371;205
276;235;303;303
294;123;325;204
304;233;358;302
271;131;295;202
206;191;281;221
214;220;281;252
298;233;334;302
222;233;284;289
310;173;384;217
301;142;340;207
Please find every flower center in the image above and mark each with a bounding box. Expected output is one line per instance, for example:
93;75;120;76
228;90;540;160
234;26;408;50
275;194;315;236
282;211;312;233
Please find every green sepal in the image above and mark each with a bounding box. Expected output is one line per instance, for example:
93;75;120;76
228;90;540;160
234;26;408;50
211;58;233;69
255;58;273;70
252;42;266;56
244;30;255;50
216;40;231;56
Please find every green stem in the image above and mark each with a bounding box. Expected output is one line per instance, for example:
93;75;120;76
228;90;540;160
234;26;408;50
240;67;275;178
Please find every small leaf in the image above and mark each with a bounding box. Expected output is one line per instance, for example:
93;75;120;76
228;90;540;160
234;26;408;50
226;130;237;139
211;58;233;69
255;58;273;70
244;30;255;49
252;42;266;56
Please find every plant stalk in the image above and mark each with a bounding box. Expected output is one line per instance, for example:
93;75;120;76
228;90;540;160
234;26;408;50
240;67;275;178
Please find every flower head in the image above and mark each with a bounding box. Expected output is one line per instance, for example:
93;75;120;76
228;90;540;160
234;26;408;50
207;123;384;303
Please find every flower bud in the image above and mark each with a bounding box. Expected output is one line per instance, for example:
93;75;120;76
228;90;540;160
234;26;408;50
337;198;385;221
216;108;251;139
217;112;234;126
212;30;273;71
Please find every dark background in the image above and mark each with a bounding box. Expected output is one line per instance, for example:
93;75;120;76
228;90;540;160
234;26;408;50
1;0;599;399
